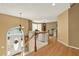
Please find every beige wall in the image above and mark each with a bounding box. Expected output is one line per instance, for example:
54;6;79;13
58;4;79;48
46;22;57;31
0;14;31;56
28;20;32;31
58;10;69;45
69;4;79;48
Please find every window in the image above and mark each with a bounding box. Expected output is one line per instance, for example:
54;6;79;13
32;23;42;31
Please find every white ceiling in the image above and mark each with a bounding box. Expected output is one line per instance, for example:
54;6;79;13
0;3;70;23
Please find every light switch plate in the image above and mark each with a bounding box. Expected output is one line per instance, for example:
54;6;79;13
1;46;4;48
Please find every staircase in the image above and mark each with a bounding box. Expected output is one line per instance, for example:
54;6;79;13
24;31;48;55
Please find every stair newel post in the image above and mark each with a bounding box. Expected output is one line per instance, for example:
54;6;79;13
34;30;38;52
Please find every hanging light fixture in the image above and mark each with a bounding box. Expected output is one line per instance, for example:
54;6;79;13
19;12;22;31
19;24;21;31
18;10;24;31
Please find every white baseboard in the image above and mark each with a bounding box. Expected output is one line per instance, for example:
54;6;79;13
58;40;79;50
58;40;69;46
68;45;79;50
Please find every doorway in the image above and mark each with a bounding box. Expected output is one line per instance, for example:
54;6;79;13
32;23;42;31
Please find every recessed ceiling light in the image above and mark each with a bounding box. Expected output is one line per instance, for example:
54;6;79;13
52;3;56;6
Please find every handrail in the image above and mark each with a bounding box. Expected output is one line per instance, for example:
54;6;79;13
24;31;48;52
24;33;35;47
13;32;35;56
24;31;48;47
13;31;48;56
38;31;48;34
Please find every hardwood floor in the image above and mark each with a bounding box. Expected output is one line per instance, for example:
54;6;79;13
27;36;79;56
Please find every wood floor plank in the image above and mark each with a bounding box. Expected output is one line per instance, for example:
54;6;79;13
27;36;79;56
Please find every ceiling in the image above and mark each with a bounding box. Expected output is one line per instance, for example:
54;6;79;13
0;3;70;23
